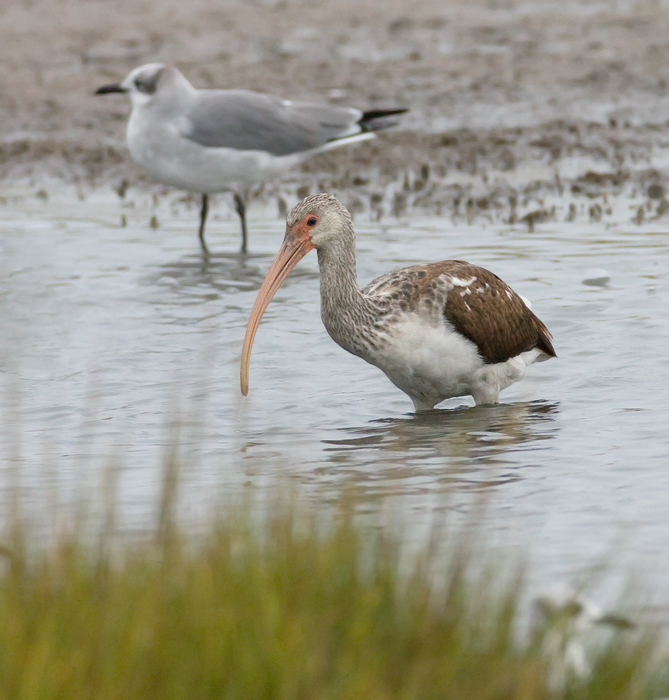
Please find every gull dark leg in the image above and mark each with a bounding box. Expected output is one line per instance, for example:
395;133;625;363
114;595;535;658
233;193;248;254
198;194;210;256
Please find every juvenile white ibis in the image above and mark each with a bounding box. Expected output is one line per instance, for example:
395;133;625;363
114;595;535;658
95;63;407;255
240;194;556;411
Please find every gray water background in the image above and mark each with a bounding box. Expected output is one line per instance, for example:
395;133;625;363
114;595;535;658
1;179;668;610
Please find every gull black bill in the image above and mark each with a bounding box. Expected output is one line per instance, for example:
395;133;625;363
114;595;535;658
94;83;127;95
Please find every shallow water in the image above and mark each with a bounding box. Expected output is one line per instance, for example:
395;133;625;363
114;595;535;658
1;185;669;608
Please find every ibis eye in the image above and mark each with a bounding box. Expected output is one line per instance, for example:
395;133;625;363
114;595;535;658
307;216;318;226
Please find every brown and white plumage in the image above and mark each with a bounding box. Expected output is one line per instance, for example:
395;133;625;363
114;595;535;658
240;194;556;411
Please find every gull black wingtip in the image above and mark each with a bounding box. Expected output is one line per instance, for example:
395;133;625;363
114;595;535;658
361;107;409;120
358;107;409;132
95;83;127;95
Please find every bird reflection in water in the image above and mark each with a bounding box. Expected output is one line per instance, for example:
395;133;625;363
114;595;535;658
320;400;559;492
144;251;319;302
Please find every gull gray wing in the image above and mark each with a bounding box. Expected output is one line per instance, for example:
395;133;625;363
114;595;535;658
180;90;362;156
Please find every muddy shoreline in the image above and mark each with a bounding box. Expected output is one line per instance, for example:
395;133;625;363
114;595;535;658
3;0;669;225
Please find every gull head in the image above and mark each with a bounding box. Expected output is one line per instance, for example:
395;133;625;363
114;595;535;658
95;63;191;108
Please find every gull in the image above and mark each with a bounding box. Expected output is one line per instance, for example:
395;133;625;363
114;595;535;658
95;63;407;255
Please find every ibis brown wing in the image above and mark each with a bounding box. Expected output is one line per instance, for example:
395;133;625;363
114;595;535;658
437;262;556;365
361;260;555;365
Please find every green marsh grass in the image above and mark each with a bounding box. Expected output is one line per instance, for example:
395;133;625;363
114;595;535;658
0;459;665;700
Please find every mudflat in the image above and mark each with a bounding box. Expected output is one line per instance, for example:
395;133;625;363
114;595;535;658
2;0;669;222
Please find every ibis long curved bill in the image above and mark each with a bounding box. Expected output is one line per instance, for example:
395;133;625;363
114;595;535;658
240;227;314;395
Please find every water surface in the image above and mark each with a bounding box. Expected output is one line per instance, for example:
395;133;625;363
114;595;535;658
1;186;668;607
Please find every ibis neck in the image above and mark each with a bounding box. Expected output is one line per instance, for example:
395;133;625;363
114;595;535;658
317;237;361;306
316;232;380;356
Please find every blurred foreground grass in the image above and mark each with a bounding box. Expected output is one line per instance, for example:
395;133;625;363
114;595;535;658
0;460;665;700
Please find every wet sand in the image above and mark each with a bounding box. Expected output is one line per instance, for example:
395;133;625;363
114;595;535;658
2;0;669;222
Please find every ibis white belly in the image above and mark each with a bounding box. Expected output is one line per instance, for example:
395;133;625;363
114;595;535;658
367;315;537;411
